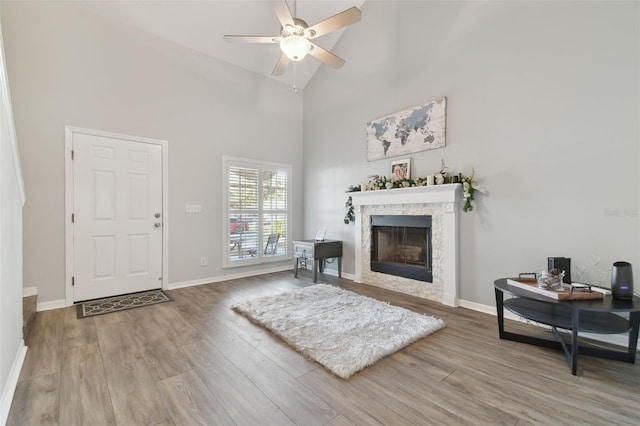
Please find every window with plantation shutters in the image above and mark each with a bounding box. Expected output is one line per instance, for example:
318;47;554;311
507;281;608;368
223;157;291;267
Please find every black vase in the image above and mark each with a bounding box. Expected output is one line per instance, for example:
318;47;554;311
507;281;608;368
611;261;634;299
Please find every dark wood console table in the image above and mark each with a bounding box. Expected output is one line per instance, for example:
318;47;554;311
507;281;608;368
494;278;640;375
293;240;342;283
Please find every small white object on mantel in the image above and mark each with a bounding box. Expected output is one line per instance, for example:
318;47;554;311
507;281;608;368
351;184;462;307
427;174;435;186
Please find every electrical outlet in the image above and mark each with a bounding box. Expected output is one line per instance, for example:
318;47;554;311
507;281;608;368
186;204;202;213
200;257;207;266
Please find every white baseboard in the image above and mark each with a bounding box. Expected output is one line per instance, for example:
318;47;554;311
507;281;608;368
458;299;632;348
167;264;293;290
40;265;299;308
22;287;37;297
458;299;495;315
312;267;355;281
37;299;66;312
459;299;520;322
166;267;637;350
578;331;631;348
167;265;356;290
0;341;27;425
24;286;63;311
342;272;356;281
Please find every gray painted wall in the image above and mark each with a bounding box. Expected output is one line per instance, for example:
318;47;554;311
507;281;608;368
0;6;24;419
2;1;638;310
0;96;23;424
2;1;303;304
0;97;23;426
303;0;640;306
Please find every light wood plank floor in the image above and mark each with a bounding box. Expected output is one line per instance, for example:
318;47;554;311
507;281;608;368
8;271;640;425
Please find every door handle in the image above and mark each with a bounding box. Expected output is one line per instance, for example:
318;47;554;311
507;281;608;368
154;222;162;228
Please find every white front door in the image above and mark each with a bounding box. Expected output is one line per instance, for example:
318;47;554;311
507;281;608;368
72;132;163;301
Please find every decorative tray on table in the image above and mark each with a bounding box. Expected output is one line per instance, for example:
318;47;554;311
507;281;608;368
506;275;605;301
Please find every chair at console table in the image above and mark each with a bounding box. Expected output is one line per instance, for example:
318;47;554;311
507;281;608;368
494;278;640;375
293;240;342;283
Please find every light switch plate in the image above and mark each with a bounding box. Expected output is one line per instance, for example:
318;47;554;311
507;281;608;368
186;204;202;213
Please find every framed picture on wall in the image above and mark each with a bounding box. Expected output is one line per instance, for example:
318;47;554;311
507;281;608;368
390;158;411;181
366;97;447;161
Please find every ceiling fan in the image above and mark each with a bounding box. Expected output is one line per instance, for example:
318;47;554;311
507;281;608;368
223;0;361;76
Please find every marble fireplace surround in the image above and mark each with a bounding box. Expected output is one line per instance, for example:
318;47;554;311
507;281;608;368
351;184;462;306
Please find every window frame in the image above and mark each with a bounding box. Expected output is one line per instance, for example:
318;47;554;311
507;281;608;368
222;156;292;268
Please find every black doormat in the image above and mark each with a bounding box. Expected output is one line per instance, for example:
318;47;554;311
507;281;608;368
76;289;171;319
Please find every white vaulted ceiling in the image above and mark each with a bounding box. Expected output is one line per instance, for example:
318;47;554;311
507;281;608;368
81;0;366;90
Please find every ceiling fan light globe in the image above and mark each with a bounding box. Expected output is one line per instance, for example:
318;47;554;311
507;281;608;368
280;35;311;61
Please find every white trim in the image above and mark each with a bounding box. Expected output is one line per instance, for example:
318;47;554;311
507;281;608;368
578;331;634;349
0;19;25;206
22;287;37;297
341;272;356;281
307;267;356;282
459;299;522;322
37;299;66;312
459;299;635;349
64;126;169;306
167;264;293;290
0;341;27;425
459;299;497;316
351;184;461;206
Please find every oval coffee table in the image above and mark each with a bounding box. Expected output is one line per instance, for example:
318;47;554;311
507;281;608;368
494;278;640;375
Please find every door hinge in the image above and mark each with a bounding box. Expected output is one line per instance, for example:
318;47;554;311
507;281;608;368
71;213;75;223
72;276;75;286
71;150;74;160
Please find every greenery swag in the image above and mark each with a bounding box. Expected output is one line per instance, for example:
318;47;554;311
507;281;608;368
344;163;485;224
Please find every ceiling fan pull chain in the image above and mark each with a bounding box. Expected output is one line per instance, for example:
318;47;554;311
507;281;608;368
292;61;298;94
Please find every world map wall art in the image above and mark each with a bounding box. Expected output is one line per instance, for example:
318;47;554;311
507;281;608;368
366;97;447;161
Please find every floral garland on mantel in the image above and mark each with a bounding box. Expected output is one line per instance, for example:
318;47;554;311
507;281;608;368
344;163;485;224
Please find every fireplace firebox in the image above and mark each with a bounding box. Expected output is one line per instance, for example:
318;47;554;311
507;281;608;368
371;215;432;282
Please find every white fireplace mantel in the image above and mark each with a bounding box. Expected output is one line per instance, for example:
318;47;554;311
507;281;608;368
351;184;462;206
351;184;462;306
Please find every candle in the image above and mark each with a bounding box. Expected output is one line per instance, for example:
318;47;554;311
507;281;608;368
427;174;435;186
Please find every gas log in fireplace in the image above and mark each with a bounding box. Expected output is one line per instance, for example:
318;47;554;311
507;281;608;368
370;215;432;282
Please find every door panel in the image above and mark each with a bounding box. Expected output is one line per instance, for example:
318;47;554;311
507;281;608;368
94;171;116;219
73;133;162;301
128;234;149;274
93;236;116;279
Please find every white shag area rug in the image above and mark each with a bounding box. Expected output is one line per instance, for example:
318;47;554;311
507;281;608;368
231;284;446;379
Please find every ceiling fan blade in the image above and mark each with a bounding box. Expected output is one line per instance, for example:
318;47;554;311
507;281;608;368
306;7;361;39
272;0;294;28
272;53;290;76
223;35;279;44
308;43;345;69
